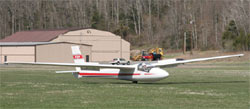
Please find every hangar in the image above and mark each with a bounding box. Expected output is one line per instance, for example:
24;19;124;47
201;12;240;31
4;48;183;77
0;29;130;63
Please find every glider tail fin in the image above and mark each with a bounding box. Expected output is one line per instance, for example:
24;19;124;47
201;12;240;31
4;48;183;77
71;46;85;64
71;46;84;72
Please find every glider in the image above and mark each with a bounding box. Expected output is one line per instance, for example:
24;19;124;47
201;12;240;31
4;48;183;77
6;46;244;83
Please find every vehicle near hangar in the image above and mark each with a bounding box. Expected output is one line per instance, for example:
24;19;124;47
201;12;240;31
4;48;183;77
110;58;130;65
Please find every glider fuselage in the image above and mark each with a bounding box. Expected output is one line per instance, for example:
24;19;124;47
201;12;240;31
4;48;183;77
73;67;169;82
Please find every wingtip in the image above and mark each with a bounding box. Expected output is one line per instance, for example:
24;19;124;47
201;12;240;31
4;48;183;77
4;61;8;65
239;54;244;57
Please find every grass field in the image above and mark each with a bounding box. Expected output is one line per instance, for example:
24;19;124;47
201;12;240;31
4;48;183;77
0;61;249;109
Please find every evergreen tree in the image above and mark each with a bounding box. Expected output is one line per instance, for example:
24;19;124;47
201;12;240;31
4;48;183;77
222;20;250;51
222;20;238;51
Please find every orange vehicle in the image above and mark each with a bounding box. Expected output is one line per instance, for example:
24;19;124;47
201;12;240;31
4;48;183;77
142;48;164;61
132;48;164;61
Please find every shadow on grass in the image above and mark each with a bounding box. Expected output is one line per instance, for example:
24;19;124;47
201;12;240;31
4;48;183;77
140;81;247;85
81;81;132;85
81;80;247;85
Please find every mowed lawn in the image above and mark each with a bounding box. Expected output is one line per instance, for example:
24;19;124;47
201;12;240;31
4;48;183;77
0;62;249;109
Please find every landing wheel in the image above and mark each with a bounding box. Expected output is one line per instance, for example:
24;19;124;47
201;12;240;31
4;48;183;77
132;81;138;84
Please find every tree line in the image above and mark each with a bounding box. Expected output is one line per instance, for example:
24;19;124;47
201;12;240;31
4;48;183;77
0;0;249;51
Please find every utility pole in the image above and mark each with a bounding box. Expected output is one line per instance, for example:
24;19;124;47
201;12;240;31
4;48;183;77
183;32;186;54
190;31;193;55
120;36;122;58
190;20;194;55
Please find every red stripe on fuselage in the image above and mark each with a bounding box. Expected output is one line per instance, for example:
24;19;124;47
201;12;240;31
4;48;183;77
79;73;140;76
144;73;153;75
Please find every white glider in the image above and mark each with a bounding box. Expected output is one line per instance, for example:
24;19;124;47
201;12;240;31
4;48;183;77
6;46;244;83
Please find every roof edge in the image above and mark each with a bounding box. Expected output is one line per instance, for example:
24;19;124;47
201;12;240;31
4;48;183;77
0;42;92;46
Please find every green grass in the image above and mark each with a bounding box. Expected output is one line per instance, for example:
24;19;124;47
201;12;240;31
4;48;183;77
0;62;249;109
163;52;183;59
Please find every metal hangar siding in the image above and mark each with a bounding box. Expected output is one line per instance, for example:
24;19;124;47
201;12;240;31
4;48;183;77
52;29;130;62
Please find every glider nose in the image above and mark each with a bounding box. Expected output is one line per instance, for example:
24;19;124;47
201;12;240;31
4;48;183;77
162;70;169;78
149;68;169;79
155;68;169;78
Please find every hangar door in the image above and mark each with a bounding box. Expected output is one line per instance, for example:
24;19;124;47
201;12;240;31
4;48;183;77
0;46;35;63
36;43;92;63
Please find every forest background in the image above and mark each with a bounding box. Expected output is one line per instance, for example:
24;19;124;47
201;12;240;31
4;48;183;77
0;0;249;51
